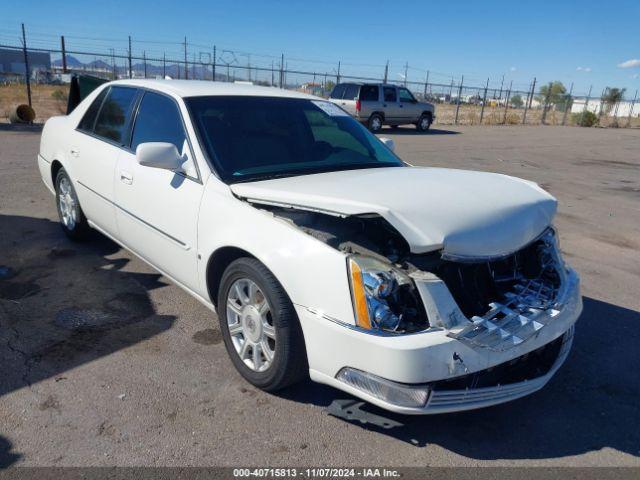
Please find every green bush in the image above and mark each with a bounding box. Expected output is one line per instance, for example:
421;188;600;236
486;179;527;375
573;110;598;127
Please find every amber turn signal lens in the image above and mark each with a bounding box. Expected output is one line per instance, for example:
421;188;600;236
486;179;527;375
349;258;372;329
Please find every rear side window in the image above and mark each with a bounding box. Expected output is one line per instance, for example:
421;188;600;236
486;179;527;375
330;84;346;99
93;87;138;144
77;88;108;132
383;87;397;102
130;92;187;153
342;84;359;100
359;85;379;102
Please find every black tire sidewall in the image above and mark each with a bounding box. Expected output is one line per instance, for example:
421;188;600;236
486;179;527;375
417;113;432;132
217;258;306;391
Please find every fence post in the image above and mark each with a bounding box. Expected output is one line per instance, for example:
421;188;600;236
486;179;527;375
403;62;408;87
111;48;116;80
383;61;388;83
580;85;592;126
21;24;32;109
502;80;512;124
212;46;216;81
479;77;489;124
143;51;147;78
523;77;535;124
626;89;637;127
128;36;132;79
279;54;284;88
498;74;504;101
336;61;341;85
423;70;429;98
162;53;166;78
562;82;573;126
454;75;463;125
183;37;188;80
541;82;552;125
60;35;68;73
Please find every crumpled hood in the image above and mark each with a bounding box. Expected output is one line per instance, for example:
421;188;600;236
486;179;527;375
230;167;557;257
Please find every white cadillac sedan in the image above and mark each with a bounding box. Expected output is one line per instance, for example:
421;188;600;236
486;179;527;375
38;80;582;414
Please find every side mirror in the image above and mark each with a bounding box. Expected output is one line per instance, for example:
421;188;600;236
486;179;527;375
136;142;183;171
379;137;395;152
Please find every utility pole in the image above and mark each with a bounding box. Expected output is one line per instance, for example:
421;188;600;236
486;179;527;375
61;35;68;73
128;36;132;79
403;62;408;87
383;61;388;83
212;46;217;81
454;75;463;125
423;70;429;98
523;77;536;124
184;36;188;80
480;77;489;124
21;23;32;109
562;82;574;125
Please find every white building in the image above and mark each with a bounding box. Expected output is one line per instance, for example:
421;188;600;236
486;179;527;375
571;98;639;117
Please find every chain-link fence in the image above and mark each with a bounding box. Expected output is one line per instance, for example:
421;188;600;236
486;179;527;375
1;24;638;127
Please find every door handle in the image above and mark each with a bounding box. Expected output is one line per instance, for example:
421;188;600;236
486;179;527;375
70;148;80;157
120;171;133;185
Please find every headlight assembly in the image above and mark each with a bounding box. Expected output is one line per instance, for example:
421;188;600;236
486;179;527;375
347;255;428;333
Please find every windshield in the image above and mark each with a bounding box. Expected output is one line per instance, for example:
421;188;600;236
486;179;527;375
185;96;404;183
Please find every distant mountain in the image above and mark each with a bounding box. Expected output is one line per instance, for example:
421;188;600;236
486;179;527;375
52;55;83;67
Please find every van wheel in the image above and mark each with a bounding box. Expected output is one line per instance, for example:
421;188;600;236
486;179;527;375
55;168;91;240
416;113;432;132
368;113;383;132
217;258;308;391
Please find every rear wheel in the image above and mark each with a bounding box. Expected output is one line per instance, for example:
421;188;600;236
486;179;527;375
217;258;307;391
416;113;432;132
367;113;383;133
55;168;91;240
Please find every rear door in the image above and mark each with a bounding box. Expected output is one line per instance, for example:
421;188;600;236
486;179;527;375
358;84;381;119
71;85;139;236
114;90;203;291
382;86;401;123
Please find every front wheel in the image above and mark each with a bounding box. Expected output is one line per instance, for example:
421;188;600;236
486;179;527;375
367;113;384;133
55;168;91;240
217;258;308;391
416;113;432;132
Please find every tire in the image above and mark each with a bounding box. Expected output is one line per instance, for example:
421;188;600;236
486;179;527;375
55;168;91;240
217;257;308;391
416;113;432;132
367;113;384;133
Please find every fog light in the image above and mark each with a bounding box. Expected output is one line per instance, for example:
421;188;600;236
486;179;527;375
336;368;430;408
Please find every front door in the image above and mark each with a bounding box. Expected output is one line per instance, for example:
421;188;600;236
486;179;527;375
382;86;401;123
114;90;203;291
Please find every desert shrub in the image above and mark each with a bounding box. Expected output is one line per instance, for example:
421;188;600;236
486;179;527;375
573;111;598;127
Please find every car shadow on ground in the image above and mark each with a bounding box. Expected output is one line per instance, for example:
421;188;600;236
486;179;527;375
380;127;461;135
280;296;640;460
0;214;176;398
0;435;21;468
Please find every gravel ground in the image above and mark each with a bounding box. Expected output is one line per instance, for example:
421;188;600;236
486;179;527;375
0;124;639;467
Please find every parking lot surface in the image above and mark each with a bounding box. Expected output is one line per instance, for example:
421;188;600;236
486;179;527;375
1;125;639;467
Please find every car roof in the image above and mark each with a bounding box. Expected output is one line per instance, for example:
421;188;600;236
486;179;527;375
336;82;401;88
107;79;319;100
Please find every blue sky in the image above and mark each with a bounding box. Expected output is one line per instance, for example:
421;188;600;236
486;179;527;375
4;0;640;96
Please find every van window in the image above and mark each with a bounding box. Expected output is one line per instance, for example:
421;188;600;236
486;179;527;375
383;87;397;102
330;84;346;99
398;87;416;103
93;87;139;144
343;84;359;100
359;85;379;102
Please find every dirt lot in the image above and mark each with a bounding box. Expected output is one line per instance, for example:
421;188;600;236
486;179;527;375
0;125;639;467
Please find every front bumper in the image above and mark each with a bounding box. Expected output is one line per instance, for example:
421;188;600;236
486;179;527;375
296;268;582;414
